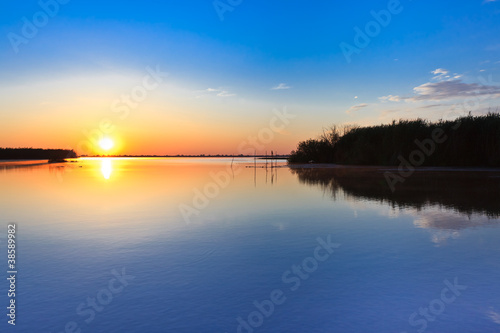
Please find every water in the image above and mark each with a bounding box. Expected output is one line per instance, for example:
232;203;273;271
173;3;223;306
1;158;500;332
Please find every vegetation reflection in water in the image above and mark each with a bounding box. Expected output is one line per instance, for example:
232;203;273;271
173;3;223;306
291;167;500;242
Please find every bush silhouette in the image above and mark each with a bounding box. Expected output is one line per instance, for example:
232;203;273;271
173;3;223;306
289;113;500;167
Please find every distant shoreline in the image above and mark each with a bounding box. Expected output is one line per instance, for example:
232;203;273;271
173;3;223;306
82;155;289;159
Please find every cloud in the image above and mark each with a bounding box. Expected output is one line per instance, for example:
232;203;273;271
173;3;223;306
216;91;235;97
196;87;236;98
346;103;369;114
484;0;499;4
487;309;500;324
418;104;447;109
379;70;500;103
271;83;291;90
432;68;449;76
379;95;401;102
431;68;454;81
410;79;500;101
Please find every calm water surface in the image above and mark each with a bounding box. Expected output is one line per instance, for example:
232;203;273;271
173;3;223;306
1;158;500;333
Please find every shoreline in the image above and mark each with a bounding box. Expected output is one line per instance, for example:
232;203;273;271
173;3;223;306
0;160;51;170
2;158;500;173
287;163;500;172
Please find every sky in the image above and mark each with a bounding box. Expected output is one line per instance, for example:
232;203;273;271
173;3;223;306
0;0;500;155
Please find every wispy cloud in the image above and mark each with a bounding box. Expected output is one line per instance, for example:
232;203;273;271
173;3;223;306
379;69;500;102
432;68;449;76
431;68;458;81
404;79;499;101
379;95;401;102
346;103;369;114
196;87;236;98
216;90;235;97
418;104;447;109
487;308;500;324
271;83;291;90
429;68;463;81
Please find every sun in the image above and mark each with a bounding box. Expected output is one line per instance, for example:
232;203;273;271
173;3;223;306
99;138;114;151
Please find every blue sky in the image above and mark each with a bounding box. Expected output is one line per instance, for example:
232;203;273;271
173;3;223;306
1;0;499;154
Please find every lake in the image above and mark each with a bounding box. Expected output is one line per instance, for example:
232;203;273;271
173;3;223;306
1;158;500;332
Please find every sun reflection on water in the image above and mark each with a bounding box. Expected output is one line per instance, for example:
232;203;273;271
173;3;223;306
101;159;113;180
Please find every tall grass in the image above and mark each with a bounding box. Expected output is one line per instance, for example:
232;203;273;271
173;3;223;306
288;113;500;167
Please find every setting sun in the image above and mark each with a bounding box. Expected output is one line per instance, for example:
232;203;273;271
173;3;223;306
2;1;500;331
99;138;114;151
